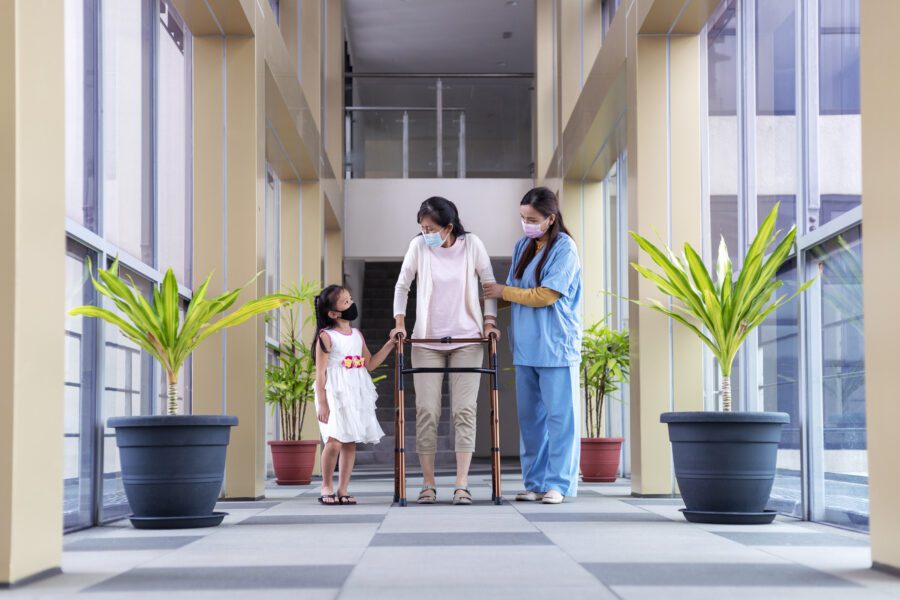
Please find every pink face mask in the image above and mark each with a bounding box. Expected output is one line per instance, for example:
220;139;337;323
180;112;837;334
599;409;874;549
522;218;549;239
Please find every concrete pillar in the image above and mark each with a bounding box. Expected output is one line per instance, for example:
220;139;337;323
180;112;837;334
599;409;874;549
0;0;65;586
625;27;704;496
861;0;900;574
191;34;267;500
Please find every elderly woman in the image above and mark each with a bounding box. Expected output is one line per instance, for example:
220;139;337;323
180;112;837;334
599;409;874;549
390;196;500;505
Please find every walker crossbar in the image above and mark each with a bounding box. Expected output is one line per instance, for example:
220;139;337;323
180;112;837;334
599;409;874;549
392;334;503;506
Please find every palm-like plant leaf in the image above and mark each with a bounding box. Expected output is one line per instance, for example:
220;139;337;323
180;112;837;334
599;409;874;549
629;203;815;410
69;258;295;415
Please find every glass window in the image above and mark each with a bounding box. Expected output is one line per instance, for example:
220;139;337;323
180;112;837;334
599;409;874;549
761;259;802;519
64;240;99;530
755;0;798;234
101;265;155;521
809;227;867;529
64;0;99;231
265;170;281;342
157;0;192;283
101;0;154;265
813;0;861;231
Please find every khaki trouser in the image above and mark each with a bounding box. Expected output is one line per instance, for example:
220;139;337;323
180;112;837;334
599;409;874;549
412;344;484;454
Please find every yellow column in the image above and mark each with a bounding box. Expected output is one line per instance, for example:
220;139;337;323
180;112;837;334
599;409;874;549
861;0;900;574
535;0;556;179
0;0;65;585
300;181;324;465
191;34;268;500
581;180;606;327
625;29;704;496
558;0;582;129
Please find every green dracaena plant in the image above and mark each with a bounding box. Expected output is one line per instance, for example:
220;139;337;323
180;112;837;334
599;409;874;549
629;203;814;411
265;281;321;441
70;259;293;415
581;319;629;438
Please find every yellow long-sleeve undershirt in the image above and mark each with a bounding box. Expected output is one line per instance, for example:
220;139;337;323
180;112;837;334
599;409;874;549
501;286;561;307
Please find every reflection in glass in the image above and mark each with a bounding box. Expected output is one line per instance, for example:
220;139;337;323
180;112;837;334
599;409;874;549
265;171;281;343
102;0;153;264
814;0;861;230
756;0;797;232
64;0;99;231
811;227;867;529
157;0;192;283
761;259;802;518
64;241;98;530
101;265;155;520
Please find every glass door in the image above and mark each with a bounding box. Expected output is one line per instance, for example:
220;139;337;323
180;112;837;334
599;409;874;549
805;225;867;529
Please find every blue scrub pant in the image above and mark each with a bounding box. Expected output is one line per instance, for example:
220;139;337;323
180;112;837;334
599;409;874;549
515;365;580;497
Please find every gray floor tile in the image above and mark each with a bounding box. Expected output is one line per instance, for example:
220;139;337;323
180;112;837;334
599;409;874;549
64;536;203;552
622;498;686;506
238;514;384;525
582;562;860;587
712;531;869;547
83;565;354;592
369;532;553;546
524;512;669;522
214;501;280;509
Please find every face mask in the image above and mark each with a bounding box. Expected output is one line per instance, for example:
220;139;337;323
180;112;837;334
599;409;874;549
422;229;449;249
338;302;358;322
522;218;550;239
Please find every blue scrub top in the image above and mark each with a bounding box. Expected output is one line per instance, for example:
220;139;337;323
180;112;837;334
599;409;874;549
506;233;583;367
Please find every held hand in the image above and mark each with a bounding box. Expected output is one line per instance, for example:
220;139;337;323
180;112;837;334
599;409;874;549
482;282;506;299
317;400;330;424
484;323;501;341
388;326;407;342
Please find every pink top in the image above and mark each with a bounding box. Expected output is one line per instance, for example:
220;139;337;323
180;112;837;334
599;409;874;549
421;238;481;351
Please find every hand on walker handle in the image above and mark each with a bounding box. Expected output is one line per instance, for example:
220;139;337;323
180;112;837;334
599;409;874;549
482;282;505;299
485;323;501;341
388;327;407;342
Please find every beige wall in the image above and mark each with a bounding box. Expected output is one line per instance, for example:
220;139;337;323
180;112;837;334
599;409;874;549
861;0;900;573
0;0;66;585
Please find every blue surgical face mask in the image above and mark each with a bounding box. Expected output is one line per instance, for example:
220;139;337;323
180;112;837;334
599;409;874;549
422;229;448;249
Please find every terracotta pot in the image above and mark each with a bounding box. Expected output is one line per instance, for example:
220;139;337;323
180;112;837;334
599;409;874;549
268;440;319;485
580;437;623;483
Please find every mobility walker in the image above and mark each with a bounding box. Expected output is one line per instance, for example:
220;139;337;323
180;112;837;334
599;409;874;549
392;334;502;506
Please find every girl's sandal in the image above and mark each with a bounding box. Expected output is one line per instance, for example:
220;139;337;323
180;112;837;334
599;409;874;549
452;488;473;505
318;493;338;506
338;495;357;505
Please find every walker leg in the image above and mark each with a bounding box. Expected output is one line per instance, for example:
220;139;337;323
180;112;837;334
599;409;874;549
489;336;502;505
397;347;407;507
393;343;400;503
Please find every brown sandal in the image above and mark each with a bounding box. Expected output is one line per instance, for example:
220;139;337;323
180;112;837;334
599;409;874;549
417;486;437;504
338;495;357;505
318;493;338;505
453;488;473;505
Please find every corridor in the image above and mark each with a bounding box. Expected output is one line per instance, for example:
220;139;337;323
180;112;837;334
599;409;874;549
19;470;895;599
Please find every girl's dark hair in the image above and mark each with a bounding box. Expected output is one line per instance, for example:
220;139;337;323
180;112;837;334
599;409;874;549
416;196;467;238
513;187;571;285
311;284;346;362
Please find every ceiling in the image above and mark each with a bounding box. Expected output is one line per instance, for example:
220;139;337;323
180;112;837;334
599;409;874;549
343;0;535;74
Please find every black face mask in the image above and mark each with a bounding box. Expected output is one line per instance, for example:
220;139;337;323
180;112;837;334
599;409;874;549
338;302;358;322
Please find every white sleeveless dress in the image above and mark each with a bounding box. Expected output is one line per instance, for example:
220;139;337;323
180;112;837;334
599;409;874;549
316;328;385;444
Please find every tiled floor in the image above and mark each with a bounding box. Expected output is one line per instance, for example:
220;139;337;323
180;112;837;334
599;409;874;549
10;471;900;599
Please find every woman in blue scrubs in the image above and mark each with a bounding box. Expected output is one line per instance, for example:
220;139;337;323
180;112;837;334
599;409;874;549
483;187;582;504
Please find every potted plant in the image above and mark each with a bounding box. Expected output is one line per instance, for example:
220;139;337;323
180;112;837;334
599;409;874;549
265;282;320;485
580;320;629;482
70;260;292;529
630;204;813;524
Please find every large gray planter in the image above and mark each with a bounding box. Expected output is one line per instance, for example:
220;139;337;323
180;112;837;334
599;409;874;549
108;415;238;529
660;411;789;524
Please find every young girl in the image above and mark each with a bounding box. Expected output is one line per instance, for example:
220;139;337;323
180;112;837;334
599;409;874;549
313;285;393;505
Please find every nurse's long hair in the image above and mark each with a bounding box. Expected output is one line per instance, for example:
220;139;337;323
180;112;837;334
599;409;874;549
311;284;345;364
513;187;571;286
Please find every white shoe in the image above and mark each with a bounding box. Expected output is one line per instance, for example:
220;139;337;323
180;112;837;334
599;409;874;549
541;490;564;504
515;490;545;502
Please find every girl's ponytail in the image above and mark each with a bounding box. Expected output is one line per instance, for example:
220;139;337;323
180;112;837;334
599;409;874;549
310;285;345;363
